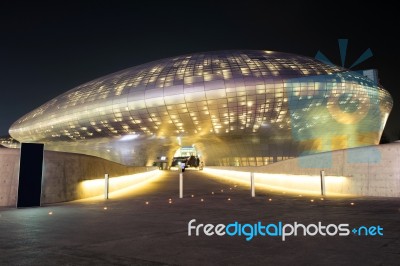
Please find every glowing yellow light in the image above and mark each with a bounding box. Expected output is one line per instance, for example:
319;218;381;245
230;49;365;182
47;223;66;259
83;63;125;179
78;170;163;200
48;211;53;215
268;198;272;202
310;199;314;202
228;198;231;201
350;202;355;206
320;198;324;201
203;168;348;196
104;207;108;210
145;201;149;205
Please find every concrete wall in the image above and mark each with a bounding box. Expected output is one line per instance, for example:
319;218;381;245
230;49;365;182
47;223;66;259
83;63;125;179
0;149;20;206
2;143;399;207
0;148;156;207
207;143;400;197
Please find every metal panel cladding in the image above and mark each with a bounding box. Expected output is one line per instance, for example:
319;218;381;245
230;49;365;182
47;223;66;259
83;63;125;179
9;50;393;166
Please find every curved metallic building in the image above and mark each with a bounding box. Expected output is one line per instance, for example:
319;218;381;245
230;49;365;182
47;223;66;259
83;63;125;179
9;50;393;166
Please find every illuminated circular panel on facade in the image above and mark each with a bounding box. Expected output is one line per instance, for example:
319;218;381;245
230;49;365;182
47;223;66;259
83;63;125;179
9;50;393;166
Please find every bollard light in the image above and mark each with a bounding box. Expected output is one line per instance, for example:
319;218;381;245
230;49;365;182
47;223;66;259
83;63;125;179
104;173;109;200
320;170;326;196
250;172;255;198
179;173;183;199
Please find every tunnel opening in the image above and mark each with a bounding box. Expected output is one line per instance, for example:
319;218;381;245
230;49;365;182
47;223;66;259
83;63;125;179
171;145;203;169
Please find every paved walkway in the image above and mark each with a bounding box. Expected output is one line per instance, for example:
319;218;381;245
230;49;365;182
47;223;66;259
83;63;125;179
1;169;399;265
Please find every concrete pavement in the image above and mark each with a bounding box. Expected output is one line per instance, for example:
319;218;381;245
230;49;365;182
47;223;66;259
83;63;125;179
0;169;399;265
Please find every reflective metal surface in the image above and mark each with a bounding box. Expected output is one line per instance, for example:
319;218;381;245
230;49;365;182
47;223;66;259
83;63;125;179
9;50;393;166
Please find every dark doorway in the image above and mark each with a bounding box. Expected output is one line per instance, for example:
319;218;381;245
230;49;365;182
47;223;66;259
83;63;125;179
17;143;44;208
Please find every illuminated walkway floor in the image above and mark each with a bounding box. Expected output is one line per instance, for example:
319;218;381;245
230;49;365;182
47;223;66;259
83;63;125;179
1;170;400;265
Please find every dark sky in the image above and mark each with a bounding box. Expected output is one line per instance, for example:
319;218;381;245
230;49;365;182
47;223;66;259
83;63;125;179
1;1;399;139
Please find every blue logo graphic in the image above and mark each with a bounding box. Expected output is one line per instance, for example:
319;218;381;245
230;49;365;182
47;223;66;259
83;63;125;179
352;225;383;236
316;39;373;69
284;39;382;168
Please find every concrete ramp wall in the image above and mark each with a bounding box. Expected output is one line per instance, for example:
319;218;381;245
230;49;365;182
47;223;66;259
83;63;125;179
206;143;400;197
0;149;20;206
0;148;156;207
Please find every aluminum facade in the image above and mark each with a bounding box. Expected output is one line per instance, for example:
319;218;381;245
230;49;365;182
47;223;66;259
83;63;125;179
9;50;393;166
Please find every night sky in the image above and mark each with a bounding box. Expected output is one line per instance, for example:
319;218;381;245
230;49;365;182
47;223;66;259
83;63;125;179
1;1;399;140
